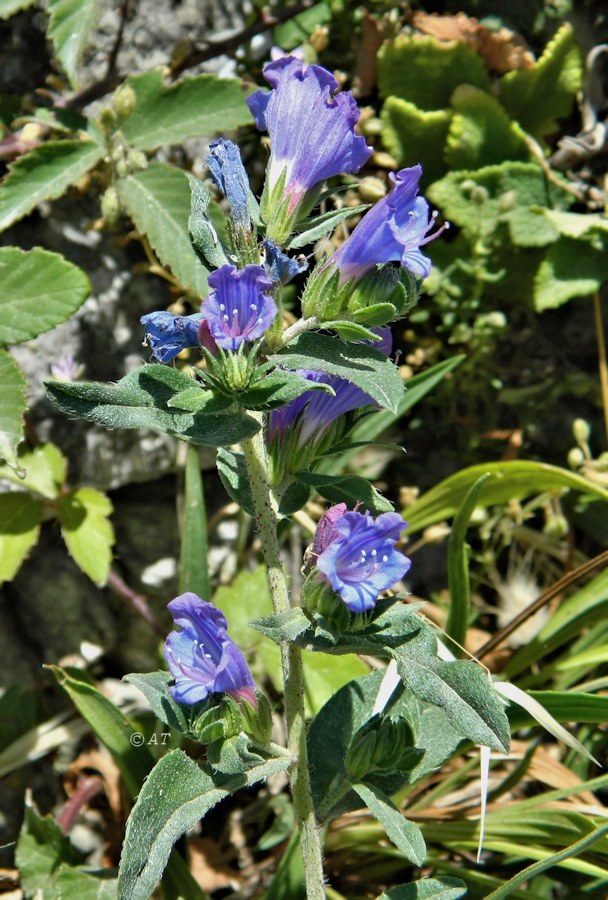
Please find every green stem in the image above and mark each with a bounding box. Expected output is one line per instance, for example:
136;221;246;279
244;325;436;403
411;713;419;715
241;411;326;899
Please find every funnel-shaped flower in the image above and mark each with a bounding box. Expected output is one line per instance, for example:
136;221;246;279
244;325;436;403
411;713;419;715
316;508;410;613
201;264;277;351
164;593;256;706
141;311;204;363
207;138;251;232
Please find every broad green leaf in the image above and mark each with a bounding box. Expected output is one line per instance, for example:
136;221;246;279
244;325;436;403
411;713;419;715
0;247;91;344
122;69;255;151
16;800;82;896
0;492;42;585
57;487;114;585
0;0;36;18
179;445;209;598
378;35;490;109
379;877;467;899
216;447;255;516
405;461;608;535
0;350;26;467
295;471;394;514
0;140;103;232
238;369;334;411
446;86;530;170
534;237;606;310
352;782;426;866
49;665;154;797
45;365;260;446
124;671;189;733
499;24;582;137
0;441;66;498
117;163;209;296
268;332;404;413
47;866;118;899
118;748;290;900
381;97;451;185
48;0;99;88
273;1;332;50
543;208;608;239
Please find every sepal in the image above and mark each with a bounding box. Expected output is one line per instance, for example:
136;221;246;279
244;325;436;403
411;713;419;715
188;174;231;269
345;714;423;780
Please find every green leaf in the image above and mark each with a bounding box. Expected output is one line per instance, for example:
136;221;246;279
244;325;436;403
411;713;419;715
0;0;36;18
45;365;260;447
47;0;99;88
49;665;155;798
508;691;608;729
381;97;451;186
0;246;91;344
57;487;114;585
273;1;332;50
122;69;255;151
378;35;490;109
405;460;608;535
295;471;394;514
393;631;510;752
352;782;426;866
319;319;381;343
118;748;290;900
166;385;230;412
445;85;530;170
378;877;468;899
216;447;255;516
117;163;209;296
0;140;103;232
48;866;118;899
238;369;334;411
499;24;582;137
124;671;189;733
0;492;42;585
16;799;82;896
534;237;607;310
187;173;230;270
180;445;209;598
287;203;370;250
268;332;404;413
0;350;26;468
0;442;66;498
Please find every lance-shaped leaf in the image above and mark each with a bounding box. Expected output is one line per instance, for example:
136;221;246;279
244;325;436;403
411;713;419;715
118;748;291;900
45;365;260;446
57;487;114;586
117;163;210;296
124;671;189;733
187;173;230;270
48;0;99;88
0;140;103;232
216;447;255;516
238;369;334;411
268;332;404;413
0;350;27;468
378;877;467;899
352;782;426;866
287;203;370;249
294;471;394;514
0;247;91;345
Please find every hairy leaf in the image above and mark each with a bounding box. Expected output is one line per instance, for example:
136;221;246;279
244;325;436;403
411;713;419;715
353;782;426;865
238;369;334;411
0;350;26;468
48;0;99;88
295;471;393;513
381;97;451;185
534;236;606;310
379;877;467;899
446;85;530;170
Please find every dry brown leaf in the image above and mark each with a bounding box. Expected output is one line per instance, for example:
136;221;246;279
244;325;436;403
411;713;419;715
188;837;242;892
64;747;123;821
353;9;384;97
411;11;534;75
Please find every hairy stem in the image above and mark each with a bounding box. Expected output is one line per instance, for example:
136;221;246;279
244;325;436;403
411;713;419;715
241;411;326;899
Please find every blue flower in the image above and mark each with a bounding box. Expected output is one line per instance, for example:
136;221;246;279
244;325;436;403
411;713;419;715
141;311;204;363
315;509;411;613
329;166;439;283
263;239;308;285
201;264;277;351
164;593;256;706
207;138;251;232
247;56;372;216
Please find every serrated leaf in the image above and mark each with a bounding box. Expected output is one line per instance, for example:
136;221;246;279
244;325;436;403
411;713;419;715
0;441;66;498
378;34;490;109
405;460;608;535
381;97;451;185
499;23;582;137
0;140;103;231
446;85;530;170
0;246;91;343
268;332;404;413
122;69;255;151
45;365;260;447
534;236;606;310
0;492;42;585
287;203;370;249
379;876;467;899
0;0;36;18
117;163;209;296
57;487;114;585
0;350;26;468
48;0;99;88
352;782;426;865
118;748;290;900
295;471;393;514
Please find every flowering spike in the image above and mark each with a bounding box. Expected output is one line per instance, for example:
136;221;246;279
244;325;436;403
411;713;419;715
164;593;256;706
201;264;277;351
141;311;204;363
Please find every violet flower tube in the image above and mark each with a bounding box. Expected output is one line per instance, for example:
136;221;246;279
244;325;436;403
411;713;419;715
247;55;372;240
164;593;256;706
201;264;277;351
315;508;411;613
141;311;204;363
207;138;251;233
329;165;439;283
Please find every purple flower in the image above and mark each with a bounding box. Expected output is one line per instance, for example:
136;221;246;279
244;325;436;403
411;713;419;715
141;311;204;363
329;166;439;283
201;264;277;351
263;239;308;285
316;508;411;613
164;593;256;706
247;56;372;214
207;138;251;232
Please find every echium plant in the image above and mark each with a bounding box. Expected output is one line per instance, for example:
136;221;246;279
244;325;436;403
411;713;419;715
46;54;510;899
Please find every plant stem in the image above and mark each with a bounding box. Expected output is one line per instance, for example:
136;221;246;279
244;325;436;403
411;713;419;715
241;411;326;899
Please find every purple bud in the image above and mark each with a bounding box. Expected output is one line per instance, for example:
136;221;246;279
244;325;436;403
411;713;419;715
141;311;204;363
263;239;308;285
207;138;251;232
201;264;278;351
312;503;348;555
164;593;257;707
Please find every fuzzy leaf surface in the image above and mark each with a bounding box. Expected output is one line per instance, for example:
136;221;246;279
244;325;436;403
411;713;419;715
353;782;426;865
381;97;451;185
534;236;606;309
446;86;530;170
379;877;467;899
48;0;99;88
295;471;394;514
238;369;334;411
0;350;26;468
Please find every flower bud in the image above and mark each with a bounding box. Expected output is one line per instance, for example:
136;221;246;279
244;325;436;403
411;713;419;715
567;446;585;469
345;715;421;780
572;418;591;445
113;84;136;119
241;691;273;747
300;573;351;630
126;149;148;172
543;512;569;539
189;697;242;744
101;187;121;226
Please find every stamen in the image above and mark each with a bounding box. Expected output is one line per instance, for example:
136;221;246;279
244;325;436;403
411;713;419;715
223;314;229;322
219;304;226;311
251;304;257;312
382;554;388;563
232;308;238;316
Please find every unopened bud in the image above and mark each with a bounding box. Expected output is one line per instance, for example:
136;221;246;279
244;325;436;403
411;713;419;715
100;187;120;226
567;446;585;469
126;149;148;172
242;691;273;746
471;185;489;206
113;84;136;119
345;715;421;779
543;512;569;539
572;418;591;445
